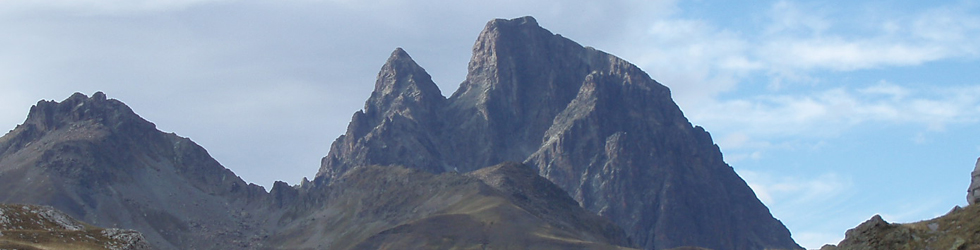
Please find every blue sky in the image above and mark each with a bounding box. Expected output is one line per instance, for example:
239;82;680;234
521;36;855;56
1;0;978;248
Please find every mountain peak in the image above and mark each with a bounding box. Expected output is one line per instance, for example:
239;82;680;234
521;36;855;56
320;16;801;250
317;48;449;183
485;16;539;30
364;48;444;119
23;92;154;133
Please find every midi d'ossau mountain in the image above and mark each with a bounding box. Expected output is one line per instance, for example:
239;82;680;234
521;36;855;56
0;16;801;250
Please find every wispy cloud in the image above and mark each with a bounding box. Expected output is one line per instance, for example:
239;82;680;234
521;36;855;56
739;170;853;207
611;1;980;154
694;83;980;143
757;1;980;74
738;169;855;248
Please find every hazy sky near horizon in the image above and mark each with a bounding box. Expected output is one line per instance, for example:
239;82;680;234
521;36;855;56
1;0;978;248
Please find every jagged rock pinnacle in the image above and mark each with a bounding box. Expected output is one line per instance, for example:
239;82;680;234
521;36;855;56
364;48;444;120
317;48;448;183
968;157;980;205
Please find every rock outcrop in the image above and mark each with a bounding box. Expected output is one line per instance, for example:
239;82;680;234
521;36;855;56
968;157;980;205
822;206;980;250
0;203;151;250
317;16;800;250
825;158;980;250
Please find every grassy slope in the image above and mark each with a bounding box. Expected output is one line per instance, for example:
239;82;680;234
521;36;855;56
0;204;148;250
826;204;980;250
266;165;636;250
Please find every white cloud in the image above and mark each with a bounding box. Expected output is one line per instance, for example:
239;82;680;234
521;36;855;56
740;170;852;207
765;0;831;36
692;84;980;141
621;18;754;106
758;2;979;75
606;2;980;145
761;38;948;72
859;81;911;100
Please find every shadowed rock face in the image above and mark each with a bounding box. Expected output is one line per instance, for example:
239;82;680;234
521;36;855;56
317;16;801;250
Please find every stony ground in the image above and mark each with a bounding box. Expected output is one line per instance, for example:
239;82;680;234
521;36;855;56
0;204;151;250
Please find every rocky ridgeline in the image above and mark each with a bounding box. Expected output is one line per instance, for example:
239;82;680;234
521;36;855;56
0;92;271;249
822;157;980;250
0;91;638;250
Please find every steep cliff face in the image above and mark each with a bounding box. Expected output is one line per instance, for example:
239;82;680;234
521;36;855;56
526;70;795;250
0;92;271;249
317;16;801;250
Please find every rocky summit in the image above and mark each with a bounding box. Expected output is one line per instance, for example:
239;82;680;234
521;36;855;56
0;92;272;249
318;16;800;250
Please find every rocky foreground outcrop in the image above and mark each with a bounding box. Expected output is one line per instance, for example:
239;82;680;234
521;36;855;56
823;157;980;250
318;16;800;250
820;206;980;250
967;157;980;205
0;204;151;250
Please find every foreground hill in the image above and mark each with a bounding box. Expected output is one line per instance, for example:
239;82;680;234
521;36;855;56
823;158;980;250
319;16;800;250
0;204;150;250
821;206;980;250
268;162;634;249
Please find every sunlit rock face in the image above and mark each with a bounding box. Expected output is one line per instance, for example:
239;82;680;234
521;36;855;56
968;157;980;205
317;16;802;250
